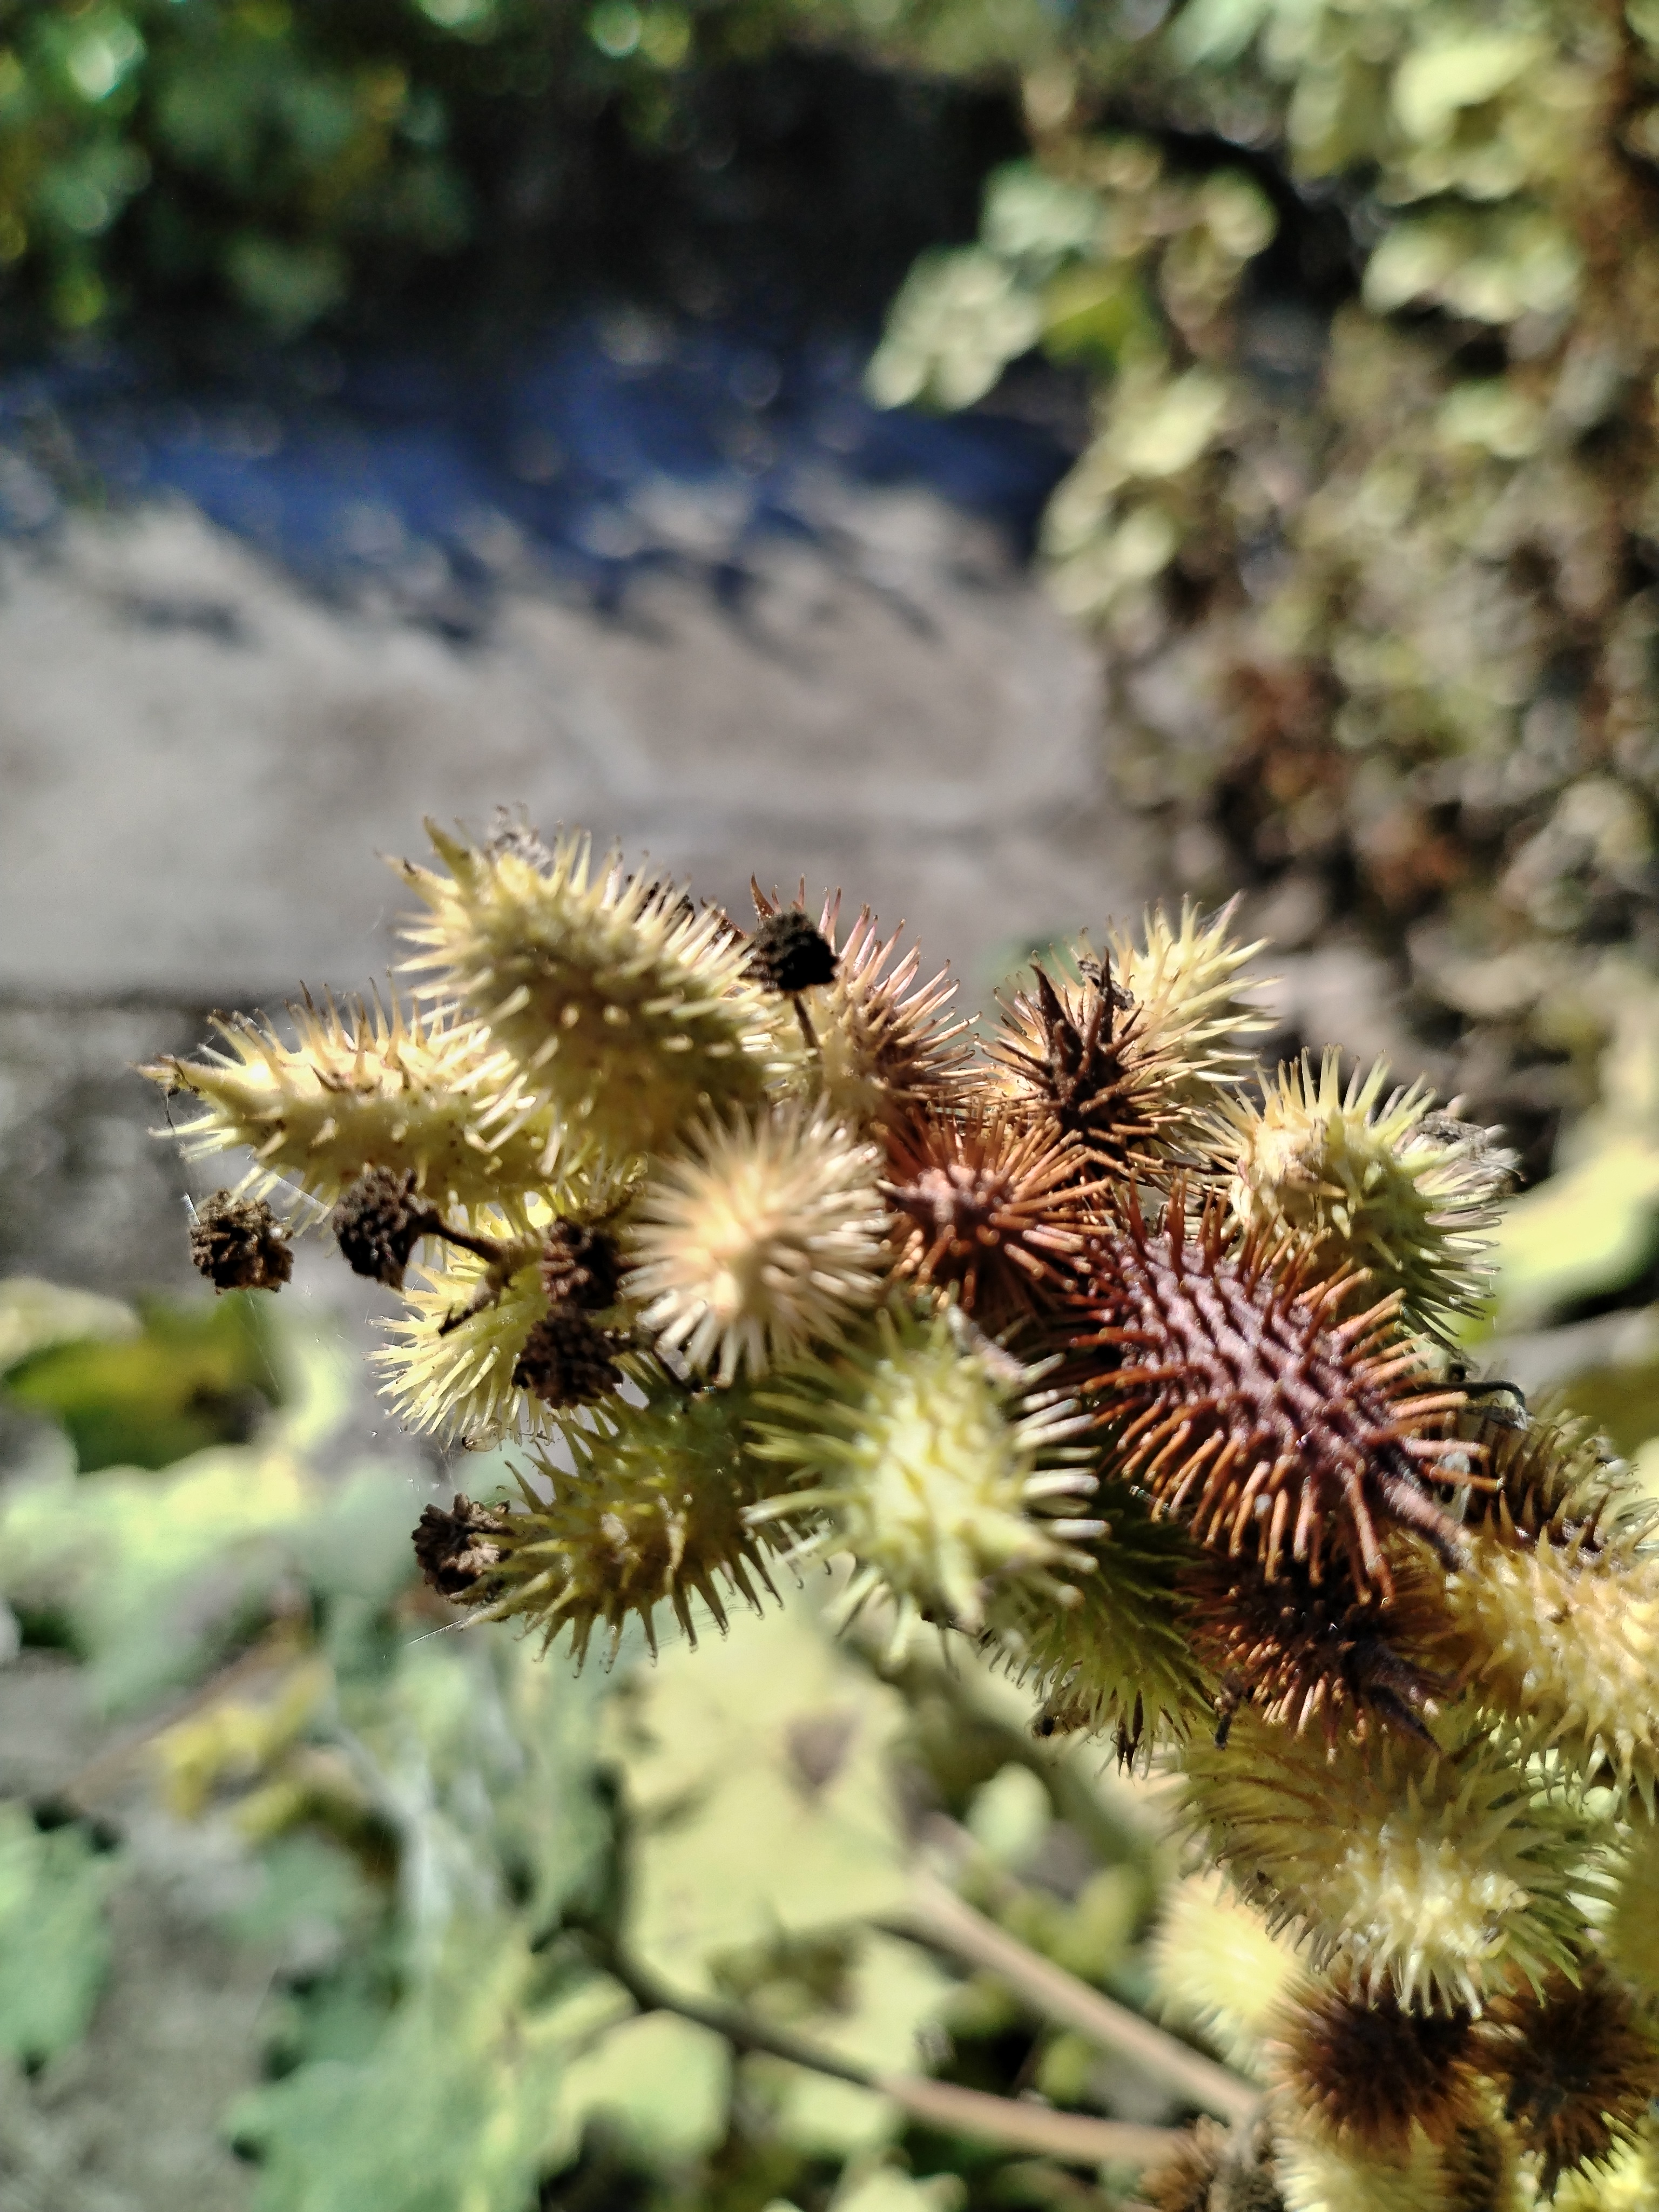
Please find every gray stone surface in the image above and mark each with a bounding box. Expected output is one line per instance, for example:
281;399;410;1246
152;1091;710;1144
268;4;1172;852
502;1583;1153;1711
0;489;1123;1009
0;481;1140;1299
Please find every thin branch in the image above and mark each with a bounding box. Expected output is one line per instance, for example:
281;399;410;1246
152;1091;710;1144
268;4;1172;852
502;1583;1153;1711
589;1936;1180;2168
876;2075;1175;2166
893;1871;1259;2128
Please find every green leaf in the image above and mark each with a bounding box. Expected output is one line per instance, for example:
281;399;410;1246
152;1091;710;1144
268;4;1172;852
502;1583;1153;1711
556;2011;730;2166
0;1277;137;1379
0;1806;113;2065
1487;1134;1659;1331
230;1921;567;2212
0;1441;413;1708
4;1292;280;1472
609;1590;915;1988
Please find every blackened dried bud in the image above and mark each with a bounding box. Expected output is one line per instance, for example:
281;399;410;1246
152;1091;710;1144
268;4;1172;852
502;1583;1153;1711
189;1190;294;1292
540;1220;623;1311
512;1310;624;1405
332;1166;439;1287
413;1494;509;1600
748;909;838;994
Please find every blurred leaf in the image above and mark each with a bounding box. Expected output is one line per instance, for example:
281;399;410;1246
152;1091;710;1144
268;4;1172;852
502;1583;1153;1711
0;1276;137;1378
1487;1135;1659;1331
0;1806;113;2066
230;1919;567;2212
1392;34;1542;146
214;1830;375;1954
557;2010;731;2166
832;2165;965;2212
0;1441;413;1708
3;1291;280;1472
609;1589;915;1987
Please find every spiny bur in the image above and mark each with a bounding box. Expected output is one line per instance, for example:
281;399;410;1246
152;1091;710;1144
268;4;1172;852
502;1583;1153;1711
1076;1192;1473;1598
400;825;783;1155
626;1102;887;1382
145;815;1659;2194
1209;1051;1516;1335
750;1303;1102;1645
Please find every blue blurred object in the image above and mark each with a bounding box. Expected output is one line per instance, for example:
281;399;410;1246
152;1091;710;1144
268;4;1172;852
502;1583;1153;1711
0;316;1070;631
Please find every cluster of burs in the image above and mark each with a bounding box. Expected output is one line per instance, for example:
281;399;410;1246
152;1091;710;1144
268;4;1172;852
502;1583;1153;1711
151;818;1659;2209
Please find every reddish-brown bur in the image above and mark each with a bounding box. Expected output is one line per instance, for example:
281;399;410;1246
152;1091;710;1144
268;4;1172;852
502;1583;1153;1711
1075;1198;1474;1598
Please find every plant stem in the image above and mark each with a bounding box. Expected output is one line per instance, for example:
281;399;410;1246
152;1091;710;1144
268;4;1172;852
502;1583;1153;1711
591;1937;1180;2167
894;1871;1259;2127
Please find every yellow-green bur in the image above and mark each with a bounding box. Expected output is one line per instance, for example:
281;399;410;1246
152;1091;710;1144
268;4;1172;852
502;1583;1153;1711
399;827;784;1157
748;1304;1100;1642
1179;1708;1589;2013
145;996;564;1223
985;1487;1209;1751
472;1385;793;1662
1431;1527;1659;1810
377;1247;552;1441
1214;1050;1512;1333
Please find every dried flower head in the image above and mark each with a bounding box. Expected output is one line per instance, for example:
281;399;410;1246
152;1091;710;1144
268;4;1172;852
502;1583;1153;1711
413;1494;510;1599
991;904;1263;1173
458;1387;788;1663
1181;1708;1586;2011
1183;1550;1447;1750
539;1219;623;1311
626;1102;887;1382
1472;1966;1659;2189
1077;1195;1474;1599
747;906;839;994
145;994;556;1223
881;1108;1101;1326
332;1165;443;1287
1272;1978;1475;2150
400;825;783;1155
1211;1053;1516;1334
511;1310;625;1406
188;1190;293;1292
758;888;973;1134
750;1303;1102;1642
